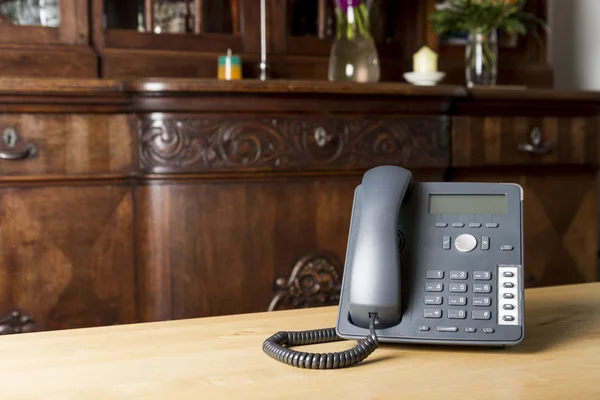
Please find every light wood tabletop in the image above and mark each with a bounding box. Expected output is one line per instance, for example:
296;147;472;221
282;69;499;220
0;283;599;399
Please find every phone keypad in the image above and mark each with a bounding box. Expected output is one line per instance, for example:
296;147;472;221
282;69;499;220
420;270;497;328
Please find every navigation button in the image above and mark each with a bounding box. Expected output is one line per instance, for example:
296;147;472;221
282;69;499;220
482;236;490;251
418;326;430;332
483;328;495;334
469;223;482;228
486;223;499;228
501;245;514;251
452;223;465;228
465;327;476;333
443;236;451;250
436;327;458;332
455;234;477;252
435;222;448;228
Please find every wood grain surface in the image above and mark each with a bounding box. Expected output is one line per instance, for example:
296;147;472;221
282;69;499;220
0;282;597;399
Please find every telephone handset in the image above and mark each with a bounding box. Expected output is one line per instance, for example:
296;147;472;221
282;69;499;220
263;165;524;369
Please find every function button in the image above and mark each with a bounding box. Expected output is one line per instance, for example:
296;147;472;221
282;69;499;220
472;297;491;307
465;327;476;333
452;223;465;228
418;325;430;332
469;223;482;228
449;283;467;293
503;293;515;299
472;310;491;320
435;222;448;228
481;236;490;251
503;282;515;288
501;245;514;251
424;309;442;319
503;316;515;322
448;296;467;306
443;236;451;250
503;271;515;278
425;283;443;292
455;234;477;253
450;271;468;280
483;328;495;334
426;270;444;279
436;327;458;332
424;296;443;305
448;310;467;319
502;304;515;310
473;283;491;293
486;223;499;228
474;271;492;280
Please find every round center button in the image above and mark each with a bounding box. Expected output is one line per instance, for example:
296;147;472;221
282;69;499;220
455;234;477;252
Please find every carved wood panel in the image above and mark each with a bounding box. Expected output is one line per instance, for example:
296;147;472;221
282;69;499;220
0;185;136;332
452;169;598;287
268;251;342;311
138;115;450;174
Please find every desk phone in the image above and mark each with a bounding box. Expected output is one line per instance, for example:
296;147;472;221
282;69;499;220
263;166;524;369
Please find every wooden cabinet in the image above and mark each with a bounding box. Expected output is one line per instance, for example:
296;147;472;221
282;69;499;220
0;185;136;333
0;0;96;78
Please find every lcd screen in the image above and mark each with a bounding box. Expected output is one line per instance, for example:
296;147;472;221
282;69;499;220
428;194;507;214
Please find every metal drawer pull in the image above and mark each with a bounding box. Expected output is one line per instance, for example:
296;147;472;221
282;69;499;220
0;127;37;160
0;310;35;335
517;127;552;155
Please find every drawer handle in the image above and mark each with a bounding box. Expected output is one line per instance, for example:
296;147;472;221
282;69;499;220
0;310;35;335
517;127;552;155
0;127;37;160
314;126;333;147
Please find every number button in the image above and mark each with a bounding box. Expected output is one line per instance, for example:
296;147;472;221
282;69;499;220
473;297;491;307
448;296;467;306
448;310;467;319
426;270;444;279
424;296;443;305
424;309;442;319
472;310;491;320
474;271;492;280
473;283;491;293
449;283;467;293
425;283;443;292
450;271;467;280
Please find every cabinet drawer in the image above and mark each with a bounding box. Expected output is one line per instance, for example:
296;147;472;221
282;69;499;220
138;115;450;174
452;116;600;167
0;114;135;177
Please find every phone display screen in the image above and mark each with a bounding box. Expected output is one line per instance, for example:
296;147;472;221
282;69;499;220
428;194;507;215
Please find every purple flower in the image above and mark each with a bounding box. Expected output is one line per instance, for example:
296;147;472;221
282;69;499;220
335;0;366;8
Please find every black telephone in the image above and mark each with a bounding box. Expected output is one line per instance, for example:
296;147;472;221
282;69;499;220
263;165;524;369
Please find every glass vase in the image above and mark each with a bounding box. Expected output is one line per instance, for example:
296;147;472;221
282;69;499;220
466;29;498;87
328;0;380;83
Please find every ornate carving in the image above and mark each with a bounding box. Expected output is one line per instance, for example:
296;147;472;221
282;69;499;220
0;310;35;335
268;252;343;311
139;116;449;173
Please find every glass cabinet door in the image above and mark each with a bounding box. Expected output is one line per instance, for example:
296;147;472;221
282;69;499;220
0;0;60;27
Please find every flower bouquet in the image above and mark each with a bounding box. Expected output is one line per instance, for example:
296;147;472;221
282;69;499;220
429;0;547;86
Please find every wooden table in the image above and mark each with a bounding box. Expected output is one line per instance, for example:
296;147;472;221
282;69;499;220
1;283;599;399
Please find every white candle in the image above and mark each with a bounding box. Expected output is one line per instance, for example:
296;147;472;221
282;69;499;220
413;46;438;73
260;0;266;64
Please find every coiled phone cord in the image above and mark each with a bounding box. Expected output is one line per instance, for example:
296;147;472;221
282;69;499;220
262;313;379;369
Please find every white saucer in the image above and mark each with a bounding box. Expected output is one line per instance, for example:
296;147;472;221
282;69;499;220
403;71;446;86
